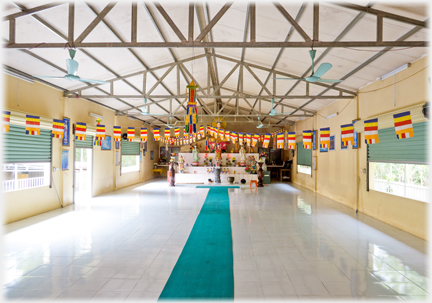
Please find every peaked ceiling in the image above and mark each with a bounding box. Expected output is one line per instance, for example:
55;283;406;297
2;1;429;128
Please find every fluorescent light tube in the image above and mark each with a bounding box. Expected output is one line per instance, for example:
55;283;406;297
89;112;103;119
380;63;410;80
326;112;338;119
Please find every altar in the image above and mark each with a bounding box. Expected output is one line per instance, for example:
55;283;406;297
174;152;259;184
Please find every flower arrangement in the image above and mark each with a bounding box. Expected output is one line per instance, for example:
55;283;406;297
259;152;268;158
245;166;251;173
209;157;213;163
171;153;177;157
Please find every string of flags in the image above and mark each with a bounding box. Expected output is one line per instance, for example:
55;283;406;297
1;109;416;150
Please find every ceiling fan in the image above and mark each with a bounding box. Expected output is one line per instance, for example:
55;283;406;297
274;49;342;83
34;49;109;84
268;98;292;116
138;98;166;116
256;116;271;128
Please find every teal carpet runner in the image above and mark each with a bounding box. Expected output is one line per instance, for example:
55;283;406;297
158;186;239;300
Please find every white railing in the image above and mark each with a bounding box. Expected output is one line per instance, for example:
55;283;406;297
374;179;429;202
3;177;46;192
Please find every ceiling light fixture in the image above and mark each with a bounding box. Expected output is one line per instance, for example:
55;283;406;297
89;112;103;119
3;67;34;83
326;112;338;119
380;63;411;80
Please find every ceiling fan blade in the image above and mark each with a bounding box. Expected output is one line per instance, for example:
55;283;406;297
66;59;79;76
317;79;343;83
273;78;305;80
270;112;292;116
34;76;66;80
313;63;332;78
79;78;109;84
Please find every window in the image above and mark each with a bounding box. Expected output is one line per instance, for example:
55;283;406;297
121;140;140;174
296;143;312;175
370;163;429;202
368;122;429;202
121;155;140;173
2;124;52;192
3;163;50;192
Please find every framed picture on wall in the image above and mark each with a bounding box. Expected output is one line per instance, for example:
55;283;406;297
312;130;317;150
329;136;335;151
61;150;69;170
115;151;120;166
150;150;154;160
352;121;360;149
341;137;348;150
101;135;112;151
320;146;328;152
62;117;70;146
115;140;120;150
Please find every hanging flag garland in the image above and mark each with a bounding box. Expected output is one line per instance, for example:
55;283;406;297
263;134;271;148
238;133;244;145
185;81;198;135
153;128;160;141
393;111;414;139
364;118;379;144
276;133;284;149
164;128;170;140
94;124;106;146
75;122;87;141
141;128;147;142
341;124;354;146
25;115;40;135
252;134;259;147
127;127;135;142
320;127;330;148
199;125;205;138
288;132;296;149
52;119;64;139
113;126;121;141
2;111;10;133
303;130;312;149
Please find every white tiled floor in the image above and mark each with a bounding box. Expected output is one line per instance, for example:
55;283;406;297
2;179;429;301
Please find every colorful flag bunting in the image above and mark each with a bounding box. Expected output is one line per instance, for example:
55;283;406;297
185;81;198;135
141;128;147;142
393;111;414;139
113;126;121;141
94;124;105;146
303;130;312;149
263;134;271;148
75;122;86;141
175;127;180;138
26;115;40;135
52;119;64;139
2;111;10;133
245;133;251;147
239;133;244;145
127;127;135;142
364;118;379;144
277;133;284;149
252;134;259;147
320;127;330;148
153;128;160;141
288;132;296;149
341;124;354;146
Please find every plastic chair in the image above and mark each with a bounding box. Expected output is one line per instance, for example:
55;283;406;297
250;180;257;188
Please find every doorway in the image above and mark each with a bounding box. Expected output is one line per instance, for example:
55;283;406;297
74;147;92;203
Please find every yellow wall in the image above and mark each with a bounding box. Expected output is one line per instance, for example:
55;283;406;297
291;56;429;240
2;75;158;224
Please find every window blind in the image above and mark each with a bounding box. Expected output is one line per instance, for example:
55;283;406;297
368;122;428;164
75;135;94;148
296;143;312;166
121;141;140;155
3;124;52;163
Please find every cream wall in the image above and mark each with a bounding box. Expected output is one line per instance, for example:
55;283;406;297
2;75;158;224
291;56;429;240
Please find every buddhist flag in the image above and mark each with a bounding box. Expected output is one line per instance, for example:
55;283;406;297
364;118;379;144
263;134;271;148
2;111;10;133
341;123;354;146
239;133;244;145
25;115;40;135
75;122;86;141
163;128;169;140
394;111;414;139
113;126;121;141
153;128;160;141
94;124;106;146
219;128;224;140
252;134;259;147
175;127;180;138
205;140;209;151
52;119;64;139
231;132;237;143
198;126;204;138
288;132;296;149
206;125;211;135
225;130;230;142
320;127;330;148
245;133;251;147
141;128;147;142
303;130;312;149
276;133;284;149
127;127;135;142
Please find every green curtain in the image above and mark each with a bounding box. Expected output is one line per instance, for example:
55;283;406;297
296;142;312;166
368;122;428;164
121;140;140;155
3;124;52;163
75;134;94;148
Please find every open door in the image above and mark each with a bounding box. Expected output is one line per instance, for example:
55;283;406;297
74;135;93;204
